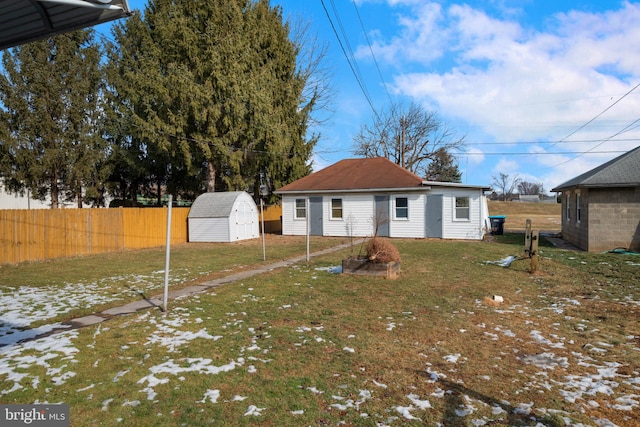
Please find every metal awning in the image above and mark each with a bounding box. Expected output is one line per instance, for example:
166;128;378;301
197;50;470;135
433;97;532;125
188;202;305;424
0;0;132;51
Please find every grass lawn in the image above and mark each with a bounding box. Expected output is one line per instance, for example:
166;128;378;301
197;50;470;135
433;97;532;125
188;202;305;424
1;226;639;425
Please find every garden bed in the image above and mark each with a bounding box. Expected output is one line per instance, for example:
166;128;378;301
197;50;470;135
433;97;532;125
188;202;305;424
341;257;401;279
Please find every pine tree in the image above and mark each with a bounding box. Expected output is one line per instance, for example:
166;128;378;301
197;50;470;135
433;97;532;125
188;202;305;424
0;30;106;208
425;148;462;183
106;0;318;201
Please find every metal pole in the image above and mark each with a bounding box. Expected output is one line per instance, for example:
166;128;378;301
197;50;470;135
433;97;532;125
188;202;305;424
261;198;266;261
306;197;310;262
163;195;173;313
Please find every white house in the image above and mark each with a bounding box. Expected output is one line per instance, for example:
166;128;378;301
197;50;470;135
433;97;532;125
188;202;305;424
275;157;491;240
188;191;259;242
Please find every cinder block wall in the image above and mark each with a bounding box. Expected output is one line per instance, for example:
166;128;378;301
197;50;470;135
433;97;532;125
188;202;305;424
587;188;640;252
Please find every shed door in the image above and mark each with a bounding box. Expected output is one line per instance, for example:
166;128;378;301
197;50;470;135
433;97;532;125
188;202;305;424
374;195;390;237
235;201;252;240
309;197;323;236
426;195;443;238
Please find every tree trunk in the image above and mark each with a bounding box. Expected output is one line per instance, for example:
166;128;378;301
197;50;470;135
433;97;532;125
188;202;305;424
76;179;83;208
207;162;216;192
50;178;59;209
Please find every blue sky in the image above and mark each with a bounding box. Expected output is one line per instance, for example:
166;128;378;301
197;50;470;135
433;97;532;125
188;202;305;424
113;0;640;192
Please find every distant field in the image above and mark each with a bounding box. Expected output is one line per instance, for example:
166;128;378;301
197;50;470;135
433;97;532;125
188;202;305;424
488;200;561;232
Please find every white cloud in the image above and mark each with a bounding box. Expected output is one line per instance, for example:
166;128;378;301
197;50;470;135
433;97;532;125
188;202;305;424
369;1;640;187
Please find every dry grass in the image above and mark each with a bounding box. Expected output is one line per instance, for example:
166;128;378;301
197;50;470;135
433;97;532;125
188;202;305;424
2;216;639;426
489;200;561;231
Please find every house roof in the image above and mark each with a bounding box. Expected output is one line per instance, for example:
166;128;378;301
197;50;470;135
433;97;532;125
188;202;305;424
0;0;131;51
276;157;425;193
188;191;254;219
552;146;640;191
275;157;490;194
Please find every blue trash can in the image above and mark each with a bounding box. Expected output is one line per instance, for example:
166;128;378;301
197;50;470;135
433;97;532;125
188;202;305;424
489;215;506;235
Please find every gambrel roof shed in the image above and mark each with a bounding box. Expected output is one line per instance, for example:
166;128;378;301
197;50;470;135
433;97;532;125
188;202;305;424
188;191;259;243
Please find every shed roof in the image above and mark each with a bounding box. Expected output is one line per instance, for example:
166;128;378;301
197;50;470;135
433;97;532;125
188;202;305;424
0;0;131;51
552;146;640;191
188;191;253;219
276;157;425;193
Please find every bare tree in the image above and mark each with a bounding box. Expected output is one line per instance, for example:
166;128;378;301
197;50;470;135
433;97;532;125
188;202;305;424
352;102;465;176
492;173;521;201
518;181;545;195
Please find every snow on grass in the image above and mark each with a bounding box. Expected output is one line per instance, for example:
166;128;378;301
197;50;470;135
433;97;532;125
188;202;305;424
0;330;79;395
0;269;192;343
1;258;638;425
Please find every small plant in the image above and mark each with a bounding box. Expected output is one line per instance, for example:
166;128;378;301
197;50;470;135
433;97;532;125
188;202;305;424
364;238;401;264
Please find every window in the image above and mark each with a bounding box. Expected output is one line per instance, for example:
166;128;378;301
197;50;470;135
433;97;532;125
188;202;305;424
455;197;470;220
295;198;306;219
395;197;408;219
566;194;571;221
576;192;581;223
331;198;343;219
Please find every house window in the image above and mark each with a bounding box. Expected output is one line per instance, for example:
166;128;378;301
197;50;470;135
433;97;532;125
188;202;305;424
576;192;581;223
295;198;306;219
455;197;470;220
331;198;343;219
395;197;408;219
566;194;571;221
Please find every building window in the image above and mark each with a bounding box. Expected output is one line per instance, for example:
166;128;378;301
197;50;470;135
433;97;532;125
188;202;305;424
566;194;571;221
576;192;581;223
395;197;408;219
455;197;470;220
331;198;343;219
295;198;306;219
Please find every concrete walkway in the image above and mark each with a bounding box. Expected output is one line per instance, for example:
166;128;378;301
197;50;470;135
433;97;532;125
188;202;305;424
43;240;360;336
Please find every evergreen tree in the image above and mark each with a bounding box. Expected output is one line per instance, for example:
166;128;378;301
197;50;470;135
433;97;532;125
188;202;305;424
0;30;106;208
106;0;318;201
425;148;462;183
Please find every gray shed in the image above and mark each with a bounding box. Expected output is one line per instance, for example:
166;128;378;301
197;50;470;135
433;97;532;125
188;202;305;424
188;191;259;242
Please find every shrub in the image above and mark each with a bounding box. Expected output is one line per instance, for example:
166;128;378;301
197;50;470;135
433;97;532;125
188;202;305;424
365;238;401;263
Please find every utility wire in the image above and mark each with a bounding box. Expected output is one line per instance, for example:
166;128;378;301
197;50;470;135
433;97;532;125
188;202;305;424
320;0;380;121
351;0;393;105
546;82;640;150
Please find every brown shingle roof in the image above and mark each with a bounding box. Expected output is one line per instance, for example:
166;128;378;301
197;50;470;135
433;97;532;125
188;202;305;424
276;157;425;192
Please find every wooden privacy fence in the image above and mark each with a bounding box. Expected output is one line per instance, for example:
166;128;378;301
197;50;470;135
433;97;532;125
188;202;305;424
0;207;190;265
0;205;282;265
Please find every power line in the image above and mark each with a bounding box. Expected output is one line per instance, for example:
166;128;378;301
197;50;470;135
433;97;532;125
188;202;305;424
464;138;640;146
547;118;640;168
319;0;379;121
458;150;629;156
351;0;393;105
546;82;640;150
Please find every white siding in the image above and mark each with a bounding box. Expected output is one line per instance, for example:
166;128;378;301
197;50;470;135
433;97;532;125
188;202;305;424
280;188;488;240
281;195;307;236
389;193;426;238
430;188;486;240
324;194;375;237
188;218;229;242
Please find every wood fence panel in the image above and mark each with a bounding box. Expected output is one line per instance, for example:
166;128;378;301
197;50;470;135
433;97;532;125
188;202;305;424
90;208;124;254
122;207;190;249
0;207;190;265
259;204;282;234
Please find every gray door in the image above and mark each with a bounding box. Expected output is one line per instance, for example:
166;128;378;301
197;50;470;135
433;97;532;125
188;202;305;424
309;197;323;236
374;195;390;237
426;195;443;238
